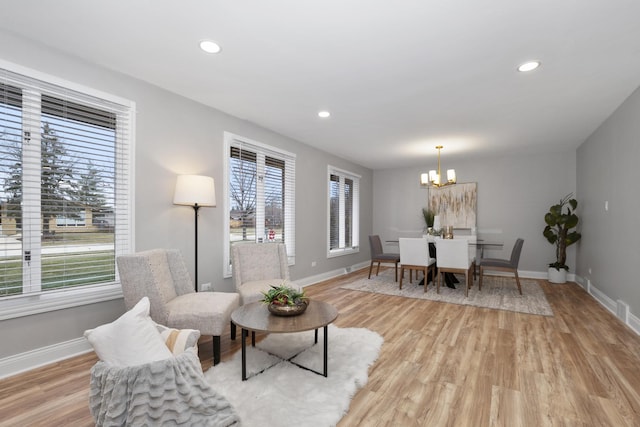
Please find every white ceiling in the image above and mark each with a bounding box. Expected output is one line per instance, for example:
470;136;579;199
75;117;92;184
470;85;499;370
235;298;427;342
2;0;640;170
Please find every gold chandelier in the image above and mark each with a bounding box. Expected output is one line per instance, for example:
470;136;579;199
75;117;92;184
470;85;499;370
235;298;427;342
420;145;456;187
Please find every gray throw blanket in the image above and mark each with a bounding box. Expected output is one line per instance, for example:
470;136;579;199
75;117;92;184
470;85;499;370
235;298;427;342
89;349;240;426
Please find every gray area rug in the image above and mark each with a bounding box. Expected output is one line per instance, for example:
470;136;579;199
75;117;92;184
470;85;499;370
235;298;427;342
341;269;553;316
204;325;383;427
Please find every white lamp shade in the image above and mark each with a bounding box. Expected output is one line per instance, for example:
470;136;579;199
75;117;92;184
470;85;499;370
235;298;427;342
173;175;216;207
447;169;456;183
420;173;430;185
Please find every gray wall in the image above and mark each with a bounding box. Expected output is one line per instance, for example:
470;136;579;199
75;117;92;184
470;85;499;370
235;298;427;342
0;32;372;359
373;151;577;273
576;85;640;317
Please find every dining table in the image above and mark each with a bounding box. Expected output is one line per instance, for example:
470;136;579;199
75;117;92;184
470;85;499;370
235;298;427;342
386;235;504;289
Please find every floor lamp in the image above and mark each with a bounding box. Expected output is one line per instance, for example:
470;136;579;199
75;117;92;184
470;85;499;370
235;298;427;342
173;175;216;291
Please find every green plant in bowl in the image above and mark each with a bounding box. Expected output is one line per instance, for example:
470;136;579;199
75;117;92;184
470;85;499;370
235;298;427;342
261;284;308;316
261;284;307;306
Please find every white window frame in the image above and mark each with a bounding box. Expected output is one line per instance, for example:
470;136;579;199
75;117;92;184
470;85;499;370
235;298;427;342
223;132;295;278
327;165;360;258
0;60;135;320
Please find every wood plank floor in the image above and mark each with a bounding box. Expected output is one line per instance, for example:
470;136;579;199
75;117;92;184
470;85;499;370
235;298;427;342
2;268;640;426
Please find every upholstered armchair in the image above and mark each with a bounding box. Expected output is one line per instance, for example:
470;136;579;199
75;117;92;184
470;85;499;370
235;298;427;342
117;249;240;364
231;242;299;305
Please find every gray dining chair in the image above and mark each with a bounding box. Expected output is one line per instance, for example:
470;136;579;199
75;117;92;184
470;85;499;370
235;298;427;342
478;238;524;295
368;235;401;281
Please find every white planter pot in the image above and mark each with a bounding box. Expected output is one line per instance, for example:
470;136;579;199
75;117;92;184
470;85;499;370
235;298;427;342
548;267;567;284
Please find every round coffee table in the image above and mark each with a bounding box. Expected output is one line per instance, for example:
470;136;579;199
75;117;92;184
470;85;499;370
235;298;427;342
231;300;339;381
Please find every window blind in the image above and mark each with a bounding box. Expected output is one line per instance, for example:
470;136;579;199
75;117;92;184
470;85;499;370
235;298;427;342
0;66;133;299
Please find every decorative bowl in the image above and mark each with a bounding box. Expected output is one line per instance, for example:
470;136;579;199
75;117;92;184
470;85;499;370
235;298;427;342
268;301;308;317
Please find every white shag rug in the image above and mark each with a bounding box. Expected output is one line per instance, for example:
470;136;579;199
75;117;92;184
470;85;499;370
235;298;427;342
341;269;553;316
204;325;383;427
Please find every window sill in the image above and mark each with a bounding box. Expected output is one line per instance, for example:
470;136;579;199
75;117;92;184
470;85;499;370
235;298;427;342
0;284;123;321
327;248;360;258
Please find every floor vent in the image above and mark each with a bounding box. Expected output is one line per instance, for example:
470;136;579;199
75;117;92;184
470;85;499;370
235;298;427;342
616;300;630;323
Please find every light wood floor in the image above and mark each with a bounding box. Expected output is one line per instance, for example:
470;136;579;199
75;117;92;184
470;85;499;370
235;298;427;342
2;268;640;426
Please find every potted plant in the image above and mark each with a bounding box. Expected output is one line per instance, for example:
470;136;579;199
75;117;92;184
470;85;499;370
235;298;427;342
261;284;308;316
543;193;582;283
422;208;435;233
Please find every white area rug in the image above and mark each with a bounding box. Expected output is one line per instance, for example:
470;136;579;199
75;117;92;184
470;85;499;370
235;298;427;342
204;325;383;427
341;269;553;316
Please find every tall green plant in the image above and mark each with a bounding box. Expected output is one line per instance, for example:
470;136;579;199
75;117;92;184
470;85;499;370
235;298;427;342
543;193;582;271
422;208;435;228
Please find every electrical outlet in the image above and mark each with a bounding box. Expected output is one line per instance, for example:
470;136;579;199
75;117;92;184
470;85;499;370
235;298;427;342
200;282;213;292
311;261;317;267
588;267;592;275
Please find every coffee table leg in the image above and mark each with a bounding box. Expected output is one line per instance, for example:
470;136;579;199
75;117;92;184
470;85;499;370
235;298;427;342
241;328;247;381
323;325;328;377
315;328;318;344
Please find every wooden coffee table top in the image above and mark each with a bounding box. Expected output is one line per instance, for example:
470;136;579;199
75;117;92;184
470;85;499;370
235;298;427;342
231;300;338;334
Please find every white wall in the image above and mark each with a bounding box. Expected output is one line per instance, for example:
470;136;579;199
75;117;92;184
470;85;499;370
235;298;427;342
373;150;577;273
576;85;640;317
0;31;373;363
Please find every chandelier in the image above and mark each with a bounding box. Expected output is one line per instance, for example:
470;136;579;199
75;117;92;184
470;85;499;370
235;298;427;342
420;145;456;187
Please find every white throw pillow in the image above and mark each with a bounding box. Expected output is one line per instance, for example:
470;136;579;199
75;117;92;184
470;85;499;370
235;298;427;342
84;297;173;366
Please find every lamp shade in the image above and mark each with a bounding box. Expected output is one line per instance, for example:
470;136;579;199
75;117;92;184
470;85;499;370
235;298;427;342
173;175;216;207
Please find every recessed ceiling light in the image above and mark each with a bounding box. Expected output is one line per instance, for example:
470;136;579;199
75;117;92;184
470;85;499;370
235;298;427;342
199;40;222;54
517;61;540;72
318;111;330;118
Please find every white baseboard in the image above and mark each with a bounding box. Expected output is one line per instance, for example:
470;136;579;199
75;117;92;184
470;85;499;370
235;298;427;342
575;275;640;336
296;261;370;287
0;337;92;380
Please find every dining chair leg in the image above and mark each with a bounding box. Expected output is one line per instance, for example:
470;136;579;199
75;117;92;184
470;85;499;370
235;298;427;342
376;262;381;276
514;269;523;295
395;262;398;282
464;272;469;297
368;260;374;279
399;266;404;290
479;266;484;291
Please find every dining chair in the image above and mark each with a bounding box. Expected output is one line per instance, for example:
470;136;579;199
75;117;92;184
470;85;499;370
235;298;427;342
434;238;476;297
368;235;401;282
478;238;524;295
398;237;436;291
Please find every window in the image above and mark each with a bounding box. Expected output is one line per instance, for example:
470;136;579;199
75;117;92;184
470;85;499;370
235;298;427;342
328;166;360;256
223;132;295;277
0;62;134;319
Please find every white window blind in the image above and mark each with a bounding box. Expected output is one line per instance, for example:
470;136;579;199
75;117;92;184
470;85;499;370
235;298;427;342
328;165;360;256
0;64;133;312
223;132;295;277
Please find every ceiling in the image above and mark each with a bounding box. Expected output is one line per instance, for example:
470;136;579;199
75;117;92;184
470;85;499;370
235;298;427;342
2;0;640;170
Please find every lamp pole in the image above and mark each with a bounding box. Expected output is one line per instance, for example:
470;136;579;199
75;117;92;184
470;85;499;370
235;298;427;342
193;203;201;291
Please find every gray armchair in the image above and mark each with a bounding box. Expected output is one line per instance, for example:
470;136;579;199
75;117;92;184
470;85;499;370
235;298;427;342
478;238;524;295
117;249;240;364
231;242;299;305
